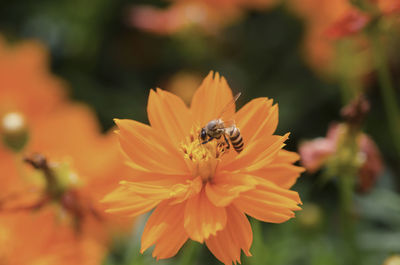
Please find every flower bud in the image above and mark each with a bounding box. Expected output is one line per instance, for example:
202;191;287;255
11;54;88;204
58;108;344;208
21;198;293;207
1;112;29;152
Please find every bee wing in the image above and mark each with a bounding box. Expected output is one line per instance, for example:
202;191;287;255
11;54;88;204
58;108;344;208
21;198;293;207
217;92;241;120
222;119;236;129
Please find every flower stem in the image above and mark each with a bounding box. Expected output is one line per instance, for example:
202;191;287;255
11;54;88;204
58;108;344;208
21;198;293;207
335;40;363;105
178;241;200;265
338;129;360;265
369;30;400;158
339;173;359;265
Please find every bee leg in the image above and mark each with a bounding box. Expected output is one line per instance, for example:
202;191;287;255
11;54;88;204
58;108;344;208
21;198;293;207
201;137;214;145
223;134;230;150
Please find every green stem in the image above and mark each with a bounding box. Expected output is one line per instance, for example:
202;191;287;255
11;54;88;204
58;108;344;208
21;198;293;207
336;40;362;105
338;130;360;265
178;241;200;265
339;177;358;265
370;32;400;158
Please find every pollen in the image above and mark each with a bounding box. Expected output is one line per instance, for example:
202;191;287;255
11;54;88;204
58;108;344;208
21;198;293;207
180;126;227;182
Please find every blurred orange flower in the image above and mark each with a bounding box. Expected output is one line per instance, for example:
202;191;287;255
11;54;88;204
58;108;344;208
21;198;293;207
325;0;400;40
325;9;370;40
0;36;68;191
0;210;106;265
0;37;129;264
0;37;65;127
0;104;129;265
129;0;278;35
288;0;352;73
289;0;400;74
378;0;400;15
165;71;203;104
104;71;303;264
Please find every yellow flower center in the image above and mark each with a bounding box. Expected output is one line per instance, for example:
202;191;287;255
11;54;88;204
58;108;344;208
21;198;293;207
180;126;227;182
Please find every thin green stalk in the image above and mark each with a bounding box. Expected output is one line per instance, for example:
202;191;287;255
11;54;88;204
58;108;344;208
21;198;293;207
339;173;359;265
336;40;363;105
370;32;400;158
338;130;360;265
334;39;363;265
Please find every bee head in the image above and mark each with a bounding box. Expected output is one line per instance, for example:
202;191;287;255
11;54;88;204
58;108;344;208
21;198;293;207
200;128;207;141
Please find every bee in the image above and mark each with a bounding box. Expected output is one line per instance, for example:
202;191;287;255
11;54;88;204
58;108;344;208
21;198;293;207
200;93;244;153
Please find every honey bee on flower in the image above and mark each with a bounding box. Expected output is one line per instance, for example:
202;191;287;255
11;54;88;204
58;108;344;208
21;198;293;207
200;92;244;153
103;71;304;265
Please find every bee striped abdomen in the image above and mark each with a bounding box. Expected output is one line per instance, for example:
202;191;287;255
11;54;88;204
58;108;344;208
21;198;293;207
229;127;244;153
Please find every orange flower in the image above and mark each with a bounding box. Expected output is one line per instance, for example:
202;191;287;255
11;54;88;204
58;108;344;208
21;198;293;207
103;72;303;264
0;36;67;196
165;71;203;104
0;37;65;126
288;0;353;73
0;104;129;265
129;0;278;35
289;0;400;74
325;9;371;39
129;1;241;35
0;37;129;264
325;0;400;40
0;210;106;265
0;37;67;153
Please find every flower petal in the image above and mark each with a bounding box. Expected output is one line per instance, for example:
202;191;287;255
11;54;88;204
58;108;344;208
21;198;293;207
147;88;193;145
245;150;304;189
274;150;301;163
116;181;176;200
169;176;203;204
249;164;304;189
234;177;301;223
184;188;227;243
205;205;252;265
119;167;188;185
235;97;278;144
102;174;201;217
221;134;290;171
141;201;188;259
191;71;235;126
102;186;161;217
205;173;257;207
115;119;188;174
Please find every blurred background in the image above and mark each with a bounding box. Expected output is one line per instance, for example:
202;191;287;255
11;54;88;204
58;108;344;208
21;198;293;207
1;0;400;264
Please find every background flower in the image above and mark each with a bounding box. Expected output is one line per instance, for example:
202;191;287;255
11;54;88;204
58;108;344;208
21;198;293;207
0;38;131;265
129;0;278;35
0;37;65;126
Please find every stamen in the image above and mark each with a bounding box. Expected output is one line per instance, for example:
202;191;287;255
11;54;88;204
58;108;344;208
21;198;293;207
180;126;228;182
